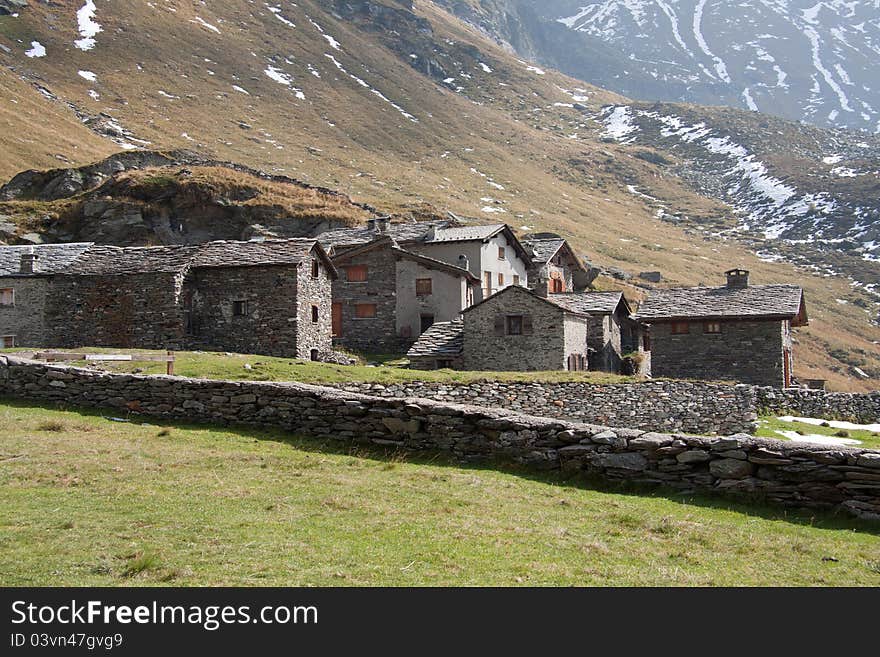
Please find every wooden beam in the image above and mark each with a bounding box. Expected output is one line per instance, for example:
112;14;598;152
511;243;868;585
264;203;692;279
33;352;175;363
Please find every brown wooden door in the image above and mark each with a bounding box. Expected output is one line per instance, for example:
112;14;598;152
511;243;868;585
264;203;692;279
332;302;342;337
783;348;792;387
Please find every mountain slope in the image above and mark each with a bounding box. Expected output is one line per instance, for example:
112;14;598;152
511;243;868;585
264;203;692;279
438;0;880;134
1;0;880;391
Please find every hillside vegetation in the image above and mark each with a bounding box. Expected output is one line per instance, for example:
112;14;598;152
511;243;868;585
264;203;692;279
1;1;879;390
1;401;878;586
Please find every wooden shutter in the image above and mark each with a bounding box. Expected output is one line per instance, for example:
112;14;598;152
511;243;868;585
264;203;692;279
522;314;533;335
494;315;505;336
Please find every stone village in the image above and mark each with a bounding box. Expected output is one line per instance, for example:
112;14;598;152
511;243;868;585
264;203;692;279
0;216;808;389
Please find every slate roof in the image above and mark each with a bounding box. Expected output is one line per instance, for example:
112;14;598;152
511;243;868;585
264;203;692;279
0;243;93;276
318;221;449;249
550;292;628;315
319;222;531;262
18;239;336;278
428;224;505;243
332;237;479;282
192;239;336;275
523;237;566;264
407;320;464;359
633;284;807;324
64;245;200;275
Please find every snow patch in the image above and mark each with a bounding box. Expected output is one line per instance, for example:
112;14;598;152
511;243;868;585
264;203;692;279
25;41;46;58
78;70;97;82
74;1;102;51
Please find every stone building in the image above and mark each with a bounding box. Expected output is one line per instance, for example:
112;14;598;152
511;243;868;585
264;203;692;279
0;243;92;348
521;234;592;296
329;236;479;352
550;292;641;373
461;285;590;372
1;239;337;359
320;218;531;302
633;269;808;387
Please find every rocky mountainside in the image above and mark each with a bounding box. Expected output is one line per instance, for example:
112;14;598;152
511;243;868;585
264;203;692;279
437;1;880;134
1;0;880;390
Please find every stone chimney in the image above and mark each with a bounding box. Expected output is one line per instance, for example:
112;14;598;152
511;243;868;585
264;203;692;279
725;268;749;289
457;254;469;272
375;216;389;233
20;250;38;275
366;218;376;232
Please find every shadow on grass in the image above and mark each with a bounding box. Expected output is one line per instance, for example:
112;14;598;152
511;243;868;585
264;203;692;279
4;397;878;535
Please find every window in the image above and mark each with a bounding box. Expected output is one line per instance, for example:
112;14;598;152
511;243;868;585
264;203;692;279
0;288;13;307
355;303;377;319
513;275;520;286
311;259;320;278
704;321;722;334
415;278;433;296
310;349;320;362
311;305;319;323
506;315;523;335
1;336;14;348
345;265;368;282
497;272;504;287
498;247;506;260
671;321;690;335
483;271;492;296
233;300;250;317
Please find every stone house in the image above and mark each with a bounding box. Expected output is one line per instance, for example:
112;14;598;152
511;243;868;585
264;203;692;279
329;236;479;352
461;285;590;371
0;243;92;348
550;292;641;373
320;218;531;302
633;269;808;387
0;239;337;359
521;234;591;296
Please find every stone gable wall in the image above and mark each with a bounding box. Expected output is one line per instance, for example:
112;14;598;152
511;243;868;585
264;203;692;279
1;354;877;520
295;257;333;359
463;289;566;371
332;246;401;352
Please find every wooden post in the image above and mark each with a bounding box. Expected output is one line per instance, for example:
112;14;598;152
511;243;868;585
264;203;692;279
167;350;174;376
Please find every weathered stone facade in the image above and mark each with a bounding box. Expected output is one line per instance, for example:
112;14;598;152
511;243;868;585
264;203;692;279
48;272;187;349
0;277;50;347
2;354;878;520
331;238;477;353
332;240;399;352
2;239;334;358
633;270;807;388
462;285;589;371
649;319;788;387
186;261;332;358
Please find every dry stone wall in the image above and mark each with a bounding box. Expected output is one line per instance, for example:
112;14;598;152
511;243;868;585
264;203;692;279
330;380;759;436
1;354;878;520
758;387;880;425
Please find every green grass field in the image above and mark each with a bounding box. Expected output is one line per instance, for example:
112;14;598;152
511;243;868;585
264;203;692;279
758;416;880;450
1;400;878;586
1;348;635;385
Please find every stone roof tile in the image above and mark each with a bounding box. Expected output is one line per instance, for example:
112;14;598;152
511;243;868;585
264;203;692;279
0;243;93;276
407;320;464;359
633;284;805;321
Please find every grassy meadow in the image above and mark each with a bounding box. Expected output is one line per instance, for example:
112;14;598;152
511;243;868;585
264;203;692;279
0;400;878;586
